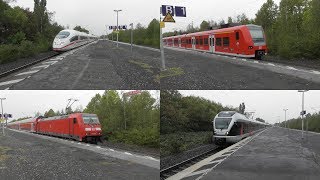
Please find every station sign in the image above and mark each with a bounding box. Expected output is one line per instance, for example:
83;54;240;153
300;110;306;115
161;5;186;17
108;25;127;30
0;113;12;118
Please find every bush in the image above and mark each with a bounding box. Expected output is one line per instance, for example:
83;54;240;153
109;127;159;148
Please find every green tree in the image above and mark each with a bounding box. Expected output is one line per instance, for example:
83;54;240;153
199;20;210;31
238;102;245;114
44;108;56;117
73;25;89;34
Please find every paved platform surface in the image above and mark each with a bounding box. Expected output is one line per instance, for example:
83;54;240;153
0;129;159;180
200;127;320;180
161;47;320;89
0;40;160;90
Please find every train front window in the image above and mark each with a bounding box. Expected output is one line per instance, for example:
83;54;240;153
82;114;100;124
56;31;70;39
215;118;232;129
248;26;265;43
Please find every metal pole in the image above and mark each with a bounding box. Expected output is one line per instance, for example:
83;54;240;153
130;23;133;53
283;109;288;128
0;98;5;136
160;19;166;70
302;91;304;138
116;11;119;47
122;93;126;130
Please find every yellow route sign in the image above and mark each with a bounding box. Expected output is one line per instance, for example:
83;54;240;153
163;12;175;23
160;21;165;28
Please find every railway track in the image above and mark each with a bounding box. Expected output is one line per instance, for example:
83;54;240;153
160;145;226;180
0;52;60;79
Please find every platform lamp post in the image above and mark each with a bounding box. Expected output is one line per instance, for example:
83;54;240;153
298;90;308;139
114;9;122;48
283;109;288;128
0;98;6;136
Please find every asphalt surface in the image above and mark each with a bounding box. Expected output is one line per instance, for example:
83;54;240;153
199;127;320;180
0;40;160;89
161;47;320;89
0;128;159;180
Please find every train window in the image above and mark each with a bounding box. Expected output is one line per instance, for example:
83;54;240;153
73;118;77;124
204;38;208;45
223;37;230;46
236;32;240;40
216;38;222;46
203;38;209;45
196;39;199;45
199;38;203;45
70;36;78;42
56;31;70;39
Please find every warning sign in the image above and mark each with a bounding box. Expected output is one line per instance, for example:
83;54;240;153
163;13;175;23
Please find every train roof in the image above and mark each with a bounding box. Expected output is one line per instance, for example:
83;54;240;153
59;29;94;37
215;111;267;125
8;117;37;125
38;113;97;121
163;24;263;39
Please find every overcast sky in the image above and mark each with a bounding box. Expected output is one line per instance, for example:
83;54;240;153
9;0;159;35
179;90;320;124
161;0;281;32
0;90;159;121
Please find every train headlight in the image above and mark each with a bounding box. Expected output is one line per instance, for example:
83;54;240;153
248;46;253;49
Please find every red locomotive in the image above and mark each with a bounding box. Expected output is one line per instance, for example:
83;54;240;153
7;113;102;143
163;24;267;59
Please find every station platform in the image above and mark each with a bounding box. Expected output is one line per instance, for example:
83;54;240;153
171;127;320;180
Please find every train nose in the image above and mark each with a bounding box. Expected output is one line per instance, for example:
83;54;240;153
53;39;65;48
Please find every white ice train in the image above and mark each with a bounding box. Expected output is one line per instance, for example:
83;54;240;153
52;29;97;51
212;111;268;145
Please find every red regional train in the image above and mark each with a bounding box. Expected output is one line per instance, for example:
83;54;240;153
7;113;102;143
163;24;267;59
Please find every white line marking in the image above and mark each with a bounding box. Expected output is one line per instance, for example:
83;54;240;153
109;148;115;152
253;60;259;63
311;70;320;75
86;144;90;146
42;60;58;65
96;146;101;148
124;152;133;155
268;63;276;66
286;66;298;70
241;58;247;61
185;169;211;178
31;65;50;69
0;79;24;86
15;70;39;76
232;57;237;59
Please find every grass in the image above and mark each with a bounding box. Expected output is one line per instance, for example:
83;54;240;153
155;67;184;83
0;146;11;163
160;131;212;157
128;60;154;73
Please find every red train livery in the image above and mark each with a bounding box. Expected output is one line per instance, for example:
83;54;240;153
7;113;102;143
163;24;267;59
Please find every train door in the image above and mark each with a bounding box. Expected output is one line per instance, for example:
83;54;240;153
69;118;76;138
235;31;240;54
209;35;215;53
192;36;195;49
